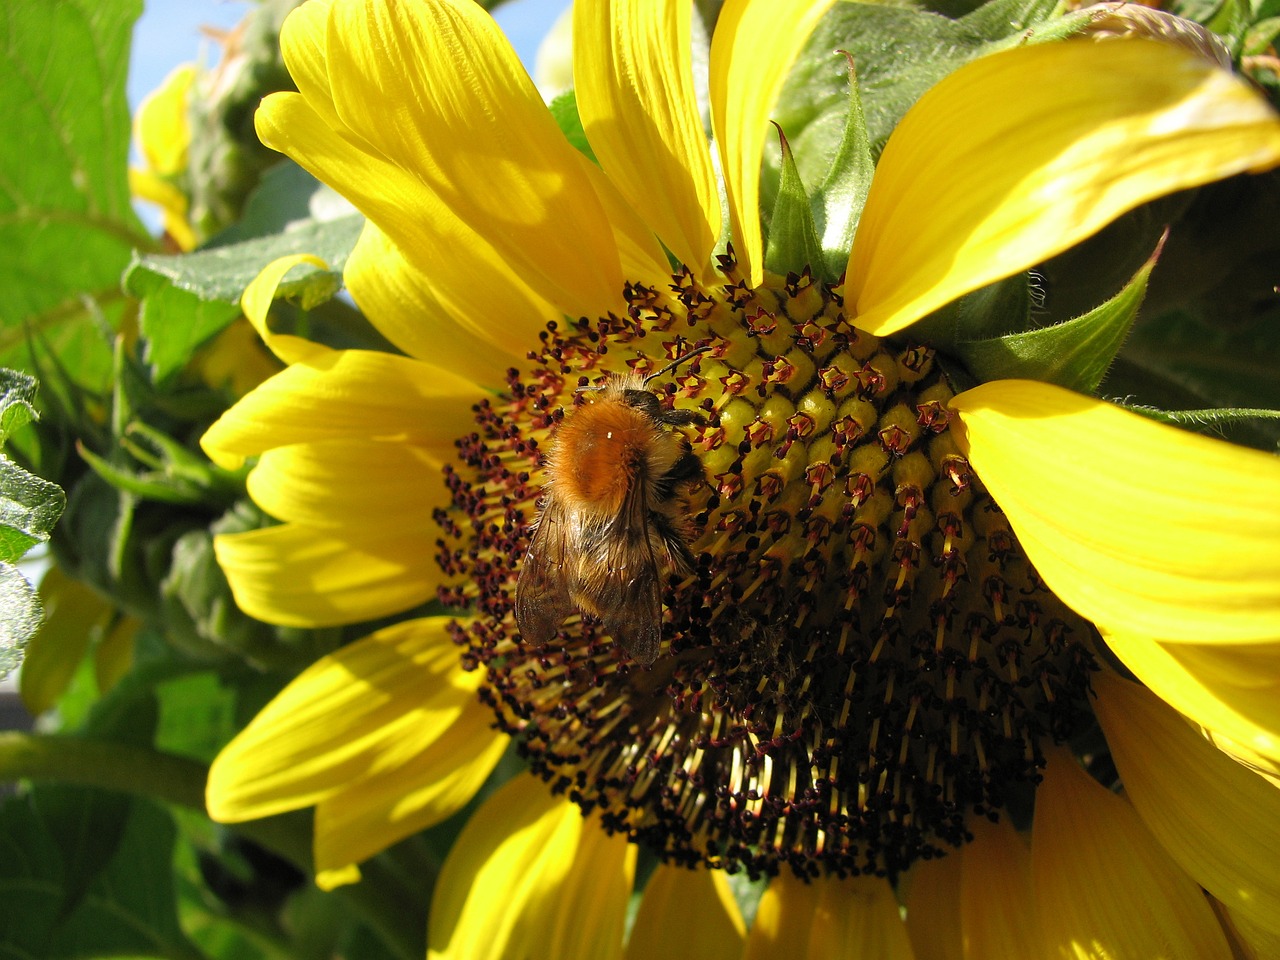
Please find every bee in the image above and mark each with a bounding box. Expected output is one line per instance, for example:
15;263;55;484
515;352;709;665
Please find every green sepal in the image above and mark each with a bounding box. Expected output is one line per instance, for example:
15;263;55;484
764;125;825;280
548;89;598;165
814;51;874;283
766;0;1062;217
1124;403;1280;436
1245;16;1280;54
909;271;1036;353
75;423;246;508
957;235;1162;394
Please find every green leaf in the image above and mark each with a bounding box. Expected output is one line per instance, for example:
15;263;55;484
0;0;148;389
203;160;334;247
0;789;203;960
763;125;825;279
31;784;131;919
133;275;242;384
0;563;42;679
0;457;69;562
0;368;38;442
126;213;365;307
958;236;1161;393
1245;15;1280;54
154;670;238;764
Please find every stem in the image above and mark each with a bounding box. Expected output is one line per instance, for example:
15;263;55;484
0;733;426;960
0;731;206;806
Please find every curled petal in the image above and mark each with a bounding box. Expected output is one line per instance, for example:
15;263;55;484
240;255;333;365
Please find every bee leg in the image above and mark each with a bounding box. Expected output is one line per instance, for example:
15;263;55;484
658;408;707;428
664;450;705;485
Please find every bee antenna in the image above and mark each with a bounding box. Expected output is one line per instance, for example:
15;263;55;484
643;343;712;386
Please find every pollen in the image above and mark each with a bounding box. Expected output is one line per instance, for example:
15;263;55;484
435;253;1098;879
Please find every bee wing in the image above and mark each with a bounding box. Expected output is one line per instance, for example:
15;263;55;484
594;473;665;665
515;496;575;645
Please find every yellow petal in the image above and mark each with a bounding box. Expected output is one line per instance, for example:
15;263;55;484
240;255;334;365
1032;747;1234;960
325;0;624;318
428;774;634;960
950;379;1280;645
1092;673;1280;939
277;0;342;131
903;850;963;960
133;63;194;176
192;318;281;398
200;348;478;470
128;168;196;251
960;818;1038;960
1201;728;1280;785
625;863;745;960
344;222;541;384
1220;901;1280;960
573;149;675;292
314;700;509;882
710;0;835;287
248;439;449;534
207;618;473;821
21;567;112;716
214;524;439;628
746;871;915;960
848;39;1280;336
256;91;569;348
1104;632;1280;767
574;0;720;274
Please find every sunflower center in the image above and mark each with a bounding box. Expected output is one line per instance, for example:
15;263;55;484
436;255;1097;878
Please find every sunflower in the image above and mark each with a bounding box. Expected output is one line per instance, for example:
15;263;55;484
201;0;1280;956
